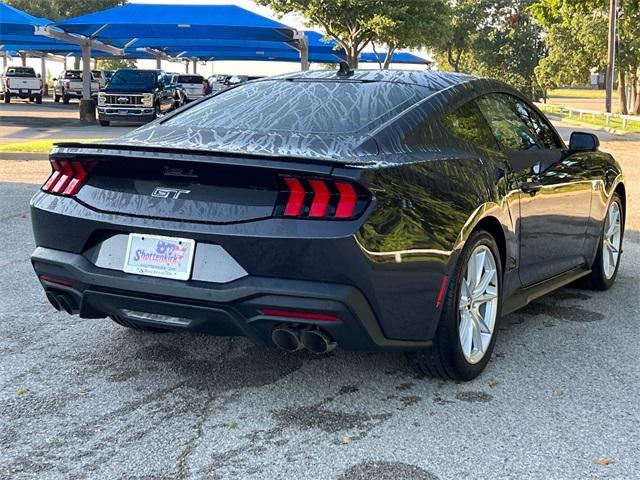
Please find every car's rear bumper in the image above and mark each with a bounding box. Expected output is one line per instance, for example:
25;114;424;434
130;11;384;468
31;246;432;351
6;89;41;98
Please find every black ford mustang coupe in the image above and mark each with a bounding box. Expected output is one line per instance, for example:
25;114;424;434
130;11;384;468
30;69;625;380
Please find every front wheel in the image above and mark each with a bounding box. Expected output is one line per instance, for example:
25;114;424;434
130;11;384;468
3;93;10;104
581;193;624;290
54;94;60;102
35;95;42;104
62;94;70;104
99;120;110;127
407;230;502;380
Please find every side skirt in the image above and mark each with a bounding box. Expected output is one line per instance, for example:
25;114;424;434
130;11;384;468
502;266;591;315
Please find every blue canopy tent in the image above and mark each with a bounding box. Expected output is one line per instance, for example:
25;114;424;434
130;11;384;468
38;3;307;108
51;4;297;44
0;3;50;36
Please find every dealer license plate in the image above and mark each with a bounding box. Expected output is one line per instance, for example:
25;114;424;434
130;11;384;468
118;109;128;115
123;234;195;280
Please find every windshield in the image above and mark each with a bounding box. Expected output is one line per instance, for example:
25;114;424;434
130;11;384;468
109;70;158;87
5;67;35;77
163;79;427;134
177;75;203;84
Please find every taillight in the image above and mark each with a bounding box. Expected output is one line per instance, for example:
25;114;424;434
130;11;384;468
42;159;95;196
275;176;370;220
5;78;10;88
65;80;70;89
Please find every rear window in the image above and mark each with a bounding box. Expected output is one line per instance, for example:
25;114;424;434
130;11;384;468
164;79;426;134
6;67;36;77
177;75;203;84
64;71;82;79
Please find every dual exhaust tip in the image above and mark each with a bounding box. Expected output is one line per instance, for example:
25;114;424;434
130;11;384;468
272;324;336;354
46;290;77;315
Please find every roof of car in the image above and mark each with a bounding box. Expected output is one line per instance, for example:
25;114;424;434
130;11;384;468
273;69;480;90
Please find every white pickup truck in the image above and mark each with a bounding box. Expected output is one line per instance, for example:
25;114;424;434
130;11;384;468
170;74;205;102
53;70;100;104
0;66;43;104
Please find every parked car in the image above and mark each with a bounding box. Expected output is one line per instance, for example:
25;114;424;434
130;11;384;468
53;70;100;104
227;75;263;86
92;70;113;89
208;74;231;93
170;74;205;102
96;69;183;126
0;66;43;103
30;69;626;380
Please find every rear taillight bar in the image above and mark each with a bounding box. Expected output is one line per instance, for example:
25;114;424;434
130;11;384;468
275;176;370;220
42;159;95;196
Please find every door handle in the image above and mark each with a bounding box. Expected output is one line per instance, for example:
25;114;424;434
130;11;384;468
520;181;542;195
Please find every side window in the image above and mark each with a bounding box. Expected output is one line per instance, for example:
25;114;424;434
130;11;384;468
512;99;561;149
442;100;499;151
476;94;540;151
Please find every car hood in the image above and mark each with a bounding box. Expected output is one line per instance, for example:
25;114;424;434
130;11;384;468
104;125;380;164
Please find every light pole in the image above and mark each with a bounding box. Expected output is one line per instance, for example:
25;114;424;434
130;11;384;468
605;0;618;113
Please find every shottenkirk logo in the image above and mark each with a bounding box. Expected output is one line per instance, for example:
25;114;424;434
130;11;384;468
151;187;191;199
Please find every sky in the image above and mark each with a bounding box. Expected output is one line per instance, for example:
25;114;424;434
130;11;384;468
7;1;430;80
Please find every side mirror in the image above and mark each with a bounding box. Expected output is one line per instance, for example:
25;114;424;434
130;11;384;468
569;132;599;152
36;73;42;78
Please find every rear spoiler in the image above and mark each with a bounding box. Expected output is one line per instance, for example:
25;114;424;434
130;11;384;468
50;142;377;175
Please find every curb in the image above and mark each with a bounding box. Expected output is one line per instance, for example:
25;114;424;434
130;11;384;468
0;152;49;161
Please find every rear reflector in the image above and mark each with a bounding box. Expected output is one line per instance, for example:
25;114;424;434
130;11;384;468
277;176;369;220
42;159;95;197
435;275;449;309
39;275;74;287
261;308;340;322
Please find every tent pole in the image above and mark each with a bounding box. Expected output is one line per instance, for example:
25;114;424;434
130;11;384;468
82;42;91;101
41;55;46;95
293;32;309;71
20;52;27;67
185;61;189;73
192;59;197;74
3;53;7;71
79;41;96;123
156;56;161;70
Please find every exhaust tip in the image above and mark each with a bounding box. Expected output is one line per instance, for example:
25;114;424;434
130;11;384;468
271;326;302;352
45;292;61;311
56;293;76;315
300;328;336;354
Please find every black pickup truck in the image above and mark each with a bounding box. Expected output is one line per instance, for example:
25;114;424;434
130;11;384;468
97;69;185;126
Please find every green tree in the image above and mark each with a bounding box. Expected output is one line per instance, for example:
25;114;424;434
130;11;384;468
4;0;125;21
95;58;135;70
257;0;449;68
432;0;545;98
531;0;640;114
368;1;450;69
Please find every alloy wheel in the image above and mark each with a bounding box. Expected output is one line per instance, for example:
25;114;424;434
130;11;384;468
458;245;499;364
602;201;622;280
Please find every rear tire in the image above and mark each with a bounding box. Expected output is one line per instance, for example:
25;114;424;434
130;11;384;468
54;94;60;103
110;315;166;332
580;193;624;290
35;95;42;104
4;93;10;104
406;230;502;381
62;94;70;104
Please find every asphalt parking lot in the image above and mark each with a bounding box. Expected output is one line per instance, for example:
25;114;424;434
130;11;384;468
1;103;639;479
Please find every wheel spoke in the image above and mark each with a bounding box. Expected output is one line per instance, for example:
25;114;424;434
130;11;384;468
459;312;473;358
471;315;484;354
473;250;486;288
472;309;491;334
473;269;495;298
